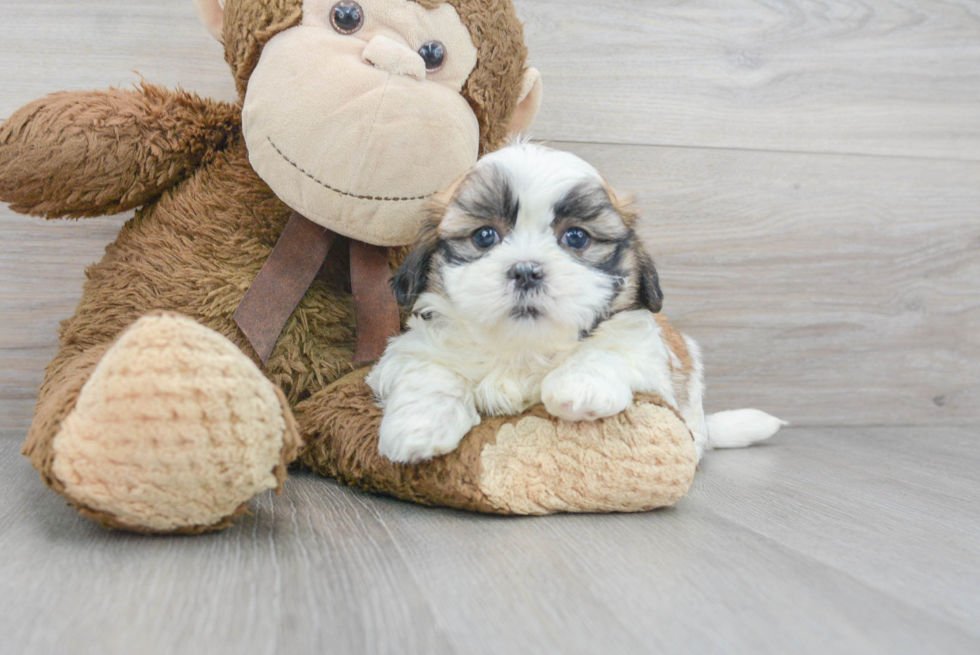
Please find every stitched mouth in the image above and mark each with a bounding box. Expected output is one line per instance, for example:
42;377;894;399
267;137;437;203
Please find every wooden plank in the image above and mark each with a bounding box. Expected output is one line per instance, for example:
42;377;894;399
363;487;980;655
0;0;236;120
553;141;980;427
695;426;980;637
518;0;980;159
2;1;978;161
3;429;979;655
0;215;127;440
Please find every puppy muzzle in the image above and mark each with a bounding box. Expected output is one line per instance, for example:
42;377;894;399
508;262;545;293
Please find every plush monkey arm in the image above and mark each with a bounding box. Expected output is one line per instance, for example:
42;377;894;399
0;83;239;219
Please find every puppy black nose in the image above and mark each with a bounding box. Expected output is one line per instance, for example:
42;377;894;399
508;262;544;291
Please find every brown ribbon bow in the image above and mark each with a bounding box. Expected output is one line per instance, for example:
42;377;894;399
234;211;402;366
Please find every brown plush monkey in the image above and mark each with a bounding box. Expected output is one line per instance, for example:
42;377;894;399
0;0;696;533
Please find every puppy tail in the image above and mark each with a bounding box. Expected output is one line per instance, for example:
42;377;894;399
706;409;788;449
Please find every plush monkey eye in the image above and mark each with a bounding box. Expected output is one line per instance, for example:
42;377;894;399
418;41;447;72
561;228;591;250
472;227;501;250
330;1;364;35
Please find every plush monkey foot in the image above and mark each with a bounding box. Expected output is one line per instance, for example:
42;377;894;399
297;370;698;515
47;314;302;534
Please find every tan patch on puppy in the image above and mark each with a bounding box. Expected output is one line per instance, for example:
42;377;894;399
656;314;693;375
655;314;695;411
603;180;639;228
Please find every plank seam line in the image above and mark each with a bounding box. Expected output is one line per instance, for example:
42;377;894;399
548;139;980;165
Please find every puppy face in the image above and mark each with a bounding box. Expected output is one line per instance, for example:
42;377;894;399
393;144;663;340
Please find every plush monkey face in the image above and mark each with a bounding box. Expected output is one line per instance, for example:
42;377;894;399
194;0;543;247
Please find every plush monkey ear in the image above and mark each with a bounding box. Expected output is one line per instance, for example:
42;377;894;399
392;239;438;309
194;0;226;42
636;247;665;314
508;68;544;137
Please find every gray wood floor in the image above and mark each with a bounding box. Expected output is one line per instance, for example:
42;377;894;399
1;1;978;654
2;428;978;655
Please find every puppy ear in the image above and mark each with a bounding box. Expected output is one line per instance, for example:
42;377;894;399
392;234;438;308
635;245;664;314
605;184;639;229
610;188;663;313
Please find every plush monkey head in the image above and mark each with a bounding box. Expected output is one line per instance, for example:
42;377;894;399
194;0;543;246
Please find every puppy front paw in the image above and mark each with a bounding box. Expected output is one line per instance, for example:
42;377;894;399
378;399;480;464
541;370;634;422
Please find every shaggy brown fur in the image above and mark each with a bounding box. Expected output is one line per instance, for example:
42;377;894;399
0;84;239;218
443;0;530;153
0;0;532;532
1;0;698;533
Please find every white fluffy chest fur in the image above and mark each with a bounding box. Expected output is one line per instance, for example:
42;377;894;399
366;300;695;464
400;298;592;417
419;301;678;416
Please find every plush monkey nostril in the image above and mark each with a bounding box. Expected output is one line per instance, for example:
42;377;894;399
419;41;447;72
508;262;545;291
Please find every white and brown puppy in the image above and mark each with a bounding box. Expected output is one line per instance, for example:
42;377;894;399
367;143;784;464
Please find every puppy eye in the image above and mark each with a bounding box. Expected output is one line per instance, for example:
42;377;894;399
472;227;501;250
419;41;447;72
330;1;364;35
561;228;591;250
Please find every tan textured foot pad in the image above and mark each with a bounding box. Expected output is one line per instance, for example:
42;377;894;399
51;313;300;533
479;404;697;514
298;370;698;515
